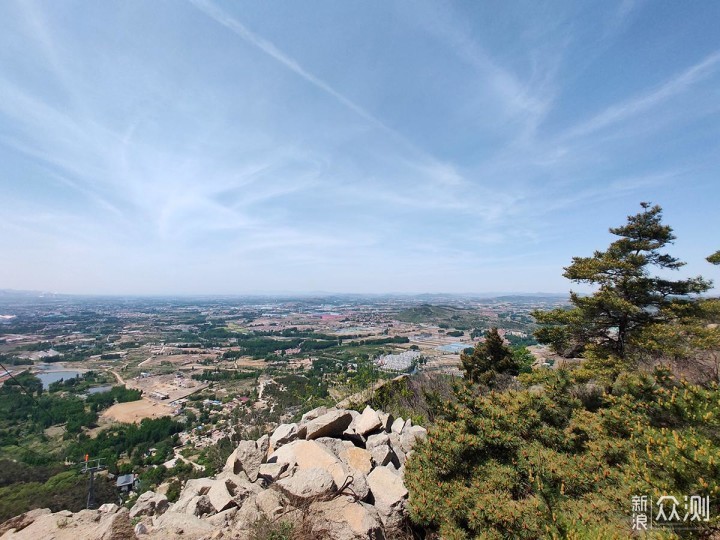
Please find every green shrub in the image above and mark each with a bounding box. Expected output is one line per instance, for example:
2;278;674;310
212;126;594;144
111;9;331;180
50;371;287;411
405;369;719;538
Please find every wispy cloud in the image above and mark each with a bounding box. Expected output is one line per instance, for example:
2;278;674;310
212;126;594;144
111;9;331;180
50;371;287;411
0;1;717;293
563;50;720;139
187;0;467;190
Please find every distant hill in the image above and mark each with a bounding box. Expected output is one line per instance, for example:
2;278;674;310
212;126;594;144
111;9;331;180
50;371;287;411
394;304;494;330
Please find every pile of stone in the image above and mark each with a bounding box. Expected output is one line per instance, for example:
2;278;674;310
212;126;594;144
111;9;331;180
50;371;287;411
0;406;427;540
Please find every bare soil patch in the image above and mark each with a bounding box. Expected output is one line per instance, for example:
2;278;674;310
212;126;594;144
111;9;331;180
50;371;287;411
102;397;174;423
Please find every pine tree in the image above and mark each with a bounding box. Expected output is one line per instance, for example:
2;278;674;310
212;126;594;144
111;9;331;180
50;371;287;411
460;327;518;386
534;203;712;362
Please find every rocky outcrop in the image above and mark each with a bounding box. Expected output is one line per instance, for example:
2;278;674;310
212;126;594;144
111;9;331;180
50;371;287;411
129;491;169;518
303;409;354;439
367;465;409;529
0;406;425;540
226;439;264;481
0;506;137;540
275;467;336;502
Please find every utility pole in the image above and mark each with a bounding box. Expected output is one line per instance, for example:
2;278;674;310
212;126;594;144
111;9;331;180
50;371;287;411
81;455;106;509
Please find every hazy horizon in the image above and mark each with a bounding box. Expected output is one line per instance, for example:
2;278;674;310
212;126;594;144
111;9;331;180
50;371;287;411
1;1;719;295
0;288;570;299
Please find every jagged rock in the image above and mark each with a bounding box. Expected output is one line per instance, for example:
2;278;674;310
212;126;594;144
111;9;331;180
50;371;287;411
0;508;138;540
354;406;382;436
388;433;406;465
267;440;299;467
129;491;169;518
258;462;288;483
301;406;329;423
1;407;423;540
232;494;262;532
378;412;394;433
256;434;270;458
341;470;370;501
367;466;408;529
0;508;51;536
170;478;214;514
188;494;215;518
315;436;348;459
342;428;366;447
342;446;373;475
254;487;287;518
215;471;261;509
308;498;384;540
99;503;119;514
76;509;98;522
400;425;427;454
207;479;236;513
365;432;389;450
206;506;237;527
268;439;350;487
275;467;336;501
370;444;396;467
270;423;305;450
153;511;215;538
226;440;264;481
99;508;138;540
304;410;353;440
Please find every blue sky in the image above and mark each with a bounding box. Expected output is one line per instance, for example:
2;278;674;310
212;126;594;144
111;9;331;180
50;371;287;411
0;0;718;295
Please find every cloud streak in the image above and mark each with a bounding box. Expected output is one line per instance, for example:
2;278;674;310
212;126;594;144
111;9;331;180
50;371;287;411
0;1;717;294
187;0;468;189
564;50;720;139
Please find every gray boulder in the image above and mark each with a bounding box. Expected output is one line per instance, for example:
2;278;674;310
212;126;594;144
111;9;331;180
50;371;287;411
365;432;390;450
129;491;169;518
301;406;329;423
268;439;350;488
370;444;396;467
207;479;236;513
341;446;373;475
305;410;354;439
275;467;336;502
254;488;287;518
315;436;348;459
400;425;427;454
308;498;384;540
257;433;271;458
232;494;262;532
270;423;305;450
169;478;214;514
378;412;394;433
258;462;288;483
354;406;382;436
226;439;264;481
367;466;408;529
99;503;119;514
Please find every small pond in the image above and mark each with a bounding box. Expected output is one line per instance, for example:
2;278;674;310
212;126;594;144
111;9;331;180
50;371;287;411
35;370;83;389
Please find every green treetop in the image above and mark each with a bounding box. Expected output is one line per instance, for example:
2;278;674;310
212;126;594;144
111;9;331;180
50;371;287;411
460;327;519;386
533;203;711;363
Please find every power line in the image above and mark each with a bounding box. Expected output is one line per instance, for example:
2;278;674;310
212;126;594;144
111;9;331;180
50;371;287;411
0;362;56;459
0;362;44;409
0;365;109;509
